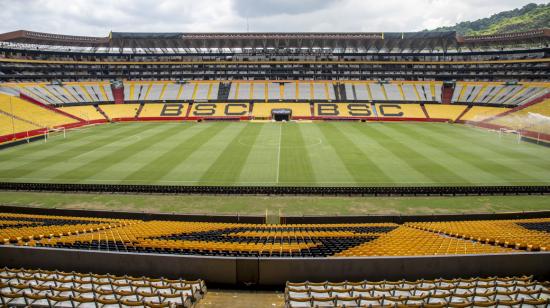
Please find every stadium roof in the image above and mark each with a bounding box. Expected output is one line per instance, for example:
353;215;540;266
0;29;548;51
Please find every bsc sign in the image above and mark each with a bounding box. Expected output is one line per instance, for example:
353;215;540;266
192;103;249;116
160;103;250;116
160;104;185;116
317;103;404;117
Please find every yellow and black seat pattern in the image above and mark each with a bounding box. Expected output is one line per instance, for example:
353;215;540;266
0;267;206;307
407;219;550;252
285;277;550;308
149;225;397;257
2;213;550;257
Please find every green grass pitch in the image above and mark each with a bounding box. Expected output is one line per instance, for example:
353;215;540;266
0;121;549;187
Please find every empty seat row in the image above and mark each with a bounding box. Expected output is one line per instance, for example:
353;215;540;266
1;83;114;105
452;84;549;105
0;93;78;129
2;212;549;258
285;276;550;308
407;218;550;252
1;81;548;106
126;82;219;102
1;267;206;307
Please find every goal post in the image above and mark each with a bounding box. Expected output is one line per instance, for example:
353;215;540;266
525;112;550;144
45;127;66;142
498;127;521;143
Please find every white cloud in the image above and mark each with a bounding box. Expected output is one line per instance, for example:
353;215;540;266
0;0;546;36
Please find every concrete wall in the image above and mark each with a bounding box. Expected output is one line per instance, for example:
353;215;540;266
1;246;549;287
0;205;264;223
258;253;550;284
1;182;549;196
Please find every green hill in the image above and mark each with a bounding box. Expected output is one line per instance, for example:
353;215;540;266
431;3;550;35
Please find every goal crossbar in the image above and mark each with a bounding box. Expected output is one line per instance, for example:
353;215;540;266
45;127;66;141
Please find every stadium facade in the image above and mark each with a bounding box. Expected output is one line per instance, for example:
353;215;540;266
0;29;548;81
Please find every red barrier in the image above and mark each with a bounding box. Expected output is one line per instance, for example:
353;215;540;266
187;116;251;121
127;117;189;122
107;116;250;122
298;116;449;123
111;84;125;104
441;84;455;105
77;119;109;125
55;119;108;130
475;122;550;143
0;128;48;144
19;93;85;122
480;92;550;124
455;106;472;122
0;120;108;145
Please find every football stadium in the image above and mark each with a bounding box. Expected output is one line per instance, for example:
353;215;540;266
0;2;550;307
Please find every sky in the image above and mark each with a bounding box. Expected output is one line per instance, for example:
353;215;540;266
0;0;547;36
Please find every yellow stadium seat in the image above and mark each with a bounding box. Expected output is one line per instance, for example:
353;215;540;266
0;113;41;137
425;104;467;121
2;212;550;258
100;104;141;119
58;105;106;121
0;94;78;129
488;99;550;132
460;106;508;122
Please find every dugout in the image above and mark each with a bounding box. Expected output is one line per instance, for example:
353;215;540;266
271;109;292;121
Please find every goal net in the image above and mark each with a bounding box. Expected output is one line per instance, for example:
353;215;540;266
524;112;550;142
526;112;550;130
495;112;550;143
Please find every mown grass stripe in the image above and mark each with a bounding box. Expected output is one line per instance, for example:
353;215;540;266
112;124;211;184
343;123;432;184
162;123;247;183
384;124;493;185
298;123;354;185
319;122;392;184
443;124;550;168
278;123;316;185
0;124;148;180
409;126;528;184
123;122;230;183
52;124;185;181
0;123;116;157
1;122;549;187
199;123;263;185
402;124;521;184
368;124;472;185
236;123;280;185
452;124;550;160
356;124;455;184
0;124;130;169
